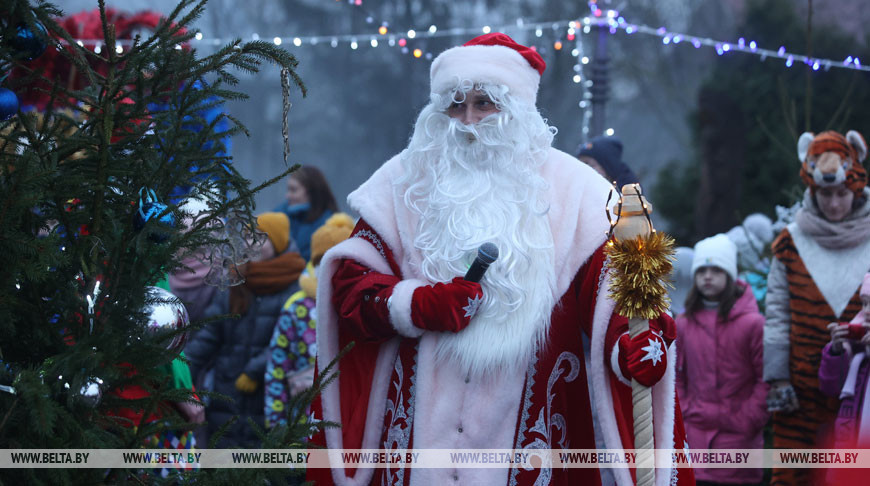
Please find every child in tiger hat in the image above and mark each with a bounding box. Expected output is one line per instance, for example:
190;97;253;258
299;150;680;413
264;213;354;427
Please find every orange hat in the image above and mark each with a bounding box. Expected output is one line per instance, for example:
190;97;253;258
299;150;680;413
310;213;354;265
256;212;290;254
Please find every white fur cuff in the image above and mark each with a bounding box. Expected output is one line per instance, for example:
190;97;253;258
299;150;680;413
388;279;429;338
610;331;631;387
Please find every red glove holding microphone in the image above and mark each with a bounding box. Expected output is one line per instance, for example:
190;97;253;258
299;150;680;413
411;277;483;333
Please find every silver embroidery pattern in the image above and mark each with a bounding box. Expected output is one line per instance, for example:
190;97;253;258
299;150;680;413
382;346;418;485
523;352;582;486
355;230;387;259
509;354;539;486
598;255;611;293
669;440;688;486
382;358;407;484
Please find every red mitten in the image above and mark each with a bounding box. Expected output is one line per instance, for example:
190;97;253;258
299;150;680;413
618;330;669;387
411;277;483;333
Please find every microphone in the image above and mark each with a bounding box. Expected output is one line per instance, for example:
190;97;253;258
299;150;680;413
464;242;499;283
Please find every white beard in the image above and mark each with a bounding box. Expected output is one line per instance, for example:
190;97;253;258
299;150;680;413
398;101;558;377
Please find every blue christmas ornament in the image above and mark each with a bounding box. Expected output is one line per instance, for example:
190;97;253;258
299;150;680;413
9;22;48;61
134;188;176;243
0;88;18;121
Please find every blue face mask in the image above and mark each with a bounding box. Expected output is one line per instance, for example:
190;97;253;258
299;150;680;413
285;202;311;216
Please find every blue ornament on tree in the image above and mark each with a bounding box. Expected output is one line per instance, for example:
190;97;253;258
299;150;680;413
134;188;176;243
0;88;18;121
9;22;48;61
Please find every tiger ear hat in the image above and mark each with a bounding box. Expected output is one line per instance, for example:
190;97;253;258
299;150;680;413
797;130;868;196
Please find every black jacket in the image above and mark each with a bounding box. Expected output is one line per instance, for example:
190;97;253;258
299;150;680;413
186;280;299;448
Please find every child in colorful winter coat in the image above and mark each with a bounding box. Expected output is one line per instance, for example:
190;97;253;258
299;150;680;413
676;234;769;485
264;213;354;428
818;272;870;483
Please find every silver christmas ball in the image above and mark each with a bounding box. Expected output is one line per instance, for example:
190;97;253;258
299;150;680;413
144;286;190;352
77;378;103;407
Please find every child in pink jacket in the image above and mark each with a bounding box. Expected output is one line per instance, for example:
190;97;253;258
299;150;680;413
676;234;769;485
818;272;870;484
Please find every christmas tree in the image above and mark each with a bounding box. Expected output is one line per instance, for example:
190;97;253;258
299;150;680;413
0;0;336;483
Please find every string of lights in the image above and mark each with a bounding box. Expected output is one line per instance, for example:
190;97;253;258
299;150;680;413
327;0;592;138
62;1;869;140
589;14;867;72
64;10;869;74
572;29;594;138
327;0;599;138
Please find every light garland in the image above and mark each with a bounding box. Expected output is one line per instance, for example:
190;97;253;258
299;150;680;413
61;3;869;142
586;13;866;73
571;26;594;139
62;11;870;74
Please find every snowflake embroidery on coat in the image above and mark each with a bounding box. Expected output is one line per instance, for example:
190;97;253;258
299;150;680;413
640;337;664;366
462;294;483;318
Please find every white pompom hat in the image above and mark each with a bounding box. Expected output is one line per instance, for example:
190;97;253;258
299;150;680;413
691;234;738;282
429;33;546;106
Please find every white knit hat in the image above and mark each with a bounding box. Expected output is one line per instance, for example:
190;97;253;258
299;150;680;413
430;33;545;106
692;234;738;282
742;213;774;244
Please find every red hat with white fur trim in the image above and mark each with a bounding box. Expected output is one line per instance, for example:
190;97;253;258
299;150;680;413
429;33;546;106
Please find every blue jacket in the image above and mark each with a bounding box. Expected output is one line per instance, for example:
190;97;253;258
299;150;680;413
274;202;333;261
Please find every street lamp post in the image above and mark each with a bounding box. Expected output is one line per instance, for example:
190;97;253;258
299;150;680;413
589;22;610;139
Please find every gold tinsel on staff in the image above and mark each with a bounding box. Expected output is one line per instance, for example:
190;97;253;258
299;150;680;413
606;231;676;320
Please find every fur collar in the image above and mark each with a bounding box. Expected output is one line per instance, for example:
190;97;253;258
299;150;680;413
346;147;615;301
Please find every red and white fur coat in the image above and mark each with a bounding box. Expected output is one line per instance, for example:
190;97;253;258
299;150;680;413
308;148;693;486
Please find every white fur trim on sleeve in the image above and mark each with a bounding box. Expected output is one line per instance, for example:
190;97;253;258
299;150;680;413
610;331;631;387
388;279;429;338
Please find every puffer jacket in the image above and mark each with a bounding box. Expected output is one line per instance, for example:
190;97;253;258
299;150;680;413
676;282;769;484
818;336;870;484
186;278;300;448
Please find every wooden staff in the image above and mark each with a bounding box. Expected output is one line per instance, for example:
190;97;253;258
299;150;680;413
608;183;675;486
